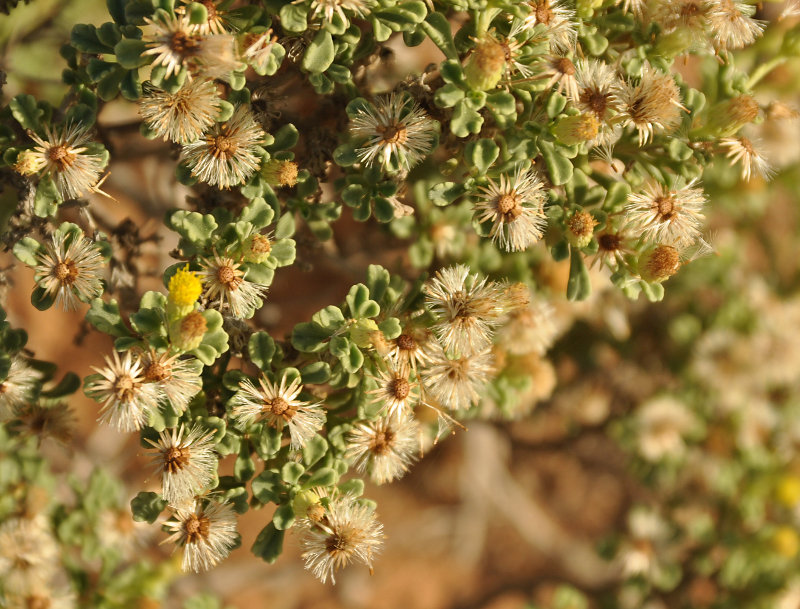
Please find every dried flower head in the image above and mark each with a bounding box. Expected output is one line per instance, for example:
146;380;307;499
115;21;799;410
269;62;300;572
422;348;495;411
140;350;203;414
539;55;579;101
86;350;159;432
231;373;325;449
618;64;685;146
182;105;265;189
310;0;375;23
720;136;774;182
495;295;558;356
474;169;548;253
139;79;221;144
262;158;298;187
346;413;419;484
385;326;435;375
11;402;75;444
349;93;438;173
23;124;105;200
369;366;419;418
708;0;764;51
591;223;636;271
199;253;267;319
524;0;577;54
300;494;384;584
463;35;508;90
147;425;216;507
625;180;706;246
425;265;507;356
651;0;712;50
163;500;238;572
572;59;621;122
0;517;59;595
34;232;104;311
0;357;42;419
3;587;74;609
142;12;201;79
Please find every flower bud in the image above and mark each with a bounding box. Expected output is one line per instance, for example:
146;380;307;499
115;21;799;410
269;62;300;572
13;150;43;176
349;319;379;348
566;210;598;248
638;244;681;283
553;113;600;146
169;311;208;351
463;38;506;91
262;159;298;187
242;233;272;264
702;95;759;137
292;489;323;522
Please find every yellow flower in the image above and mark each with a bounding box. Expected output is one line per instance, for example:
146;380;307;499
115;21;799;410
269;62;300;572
168;266;203;316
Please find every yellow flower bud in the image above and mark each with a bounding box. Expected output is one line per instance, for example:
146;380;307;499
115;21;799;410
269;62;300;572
168;266;203;317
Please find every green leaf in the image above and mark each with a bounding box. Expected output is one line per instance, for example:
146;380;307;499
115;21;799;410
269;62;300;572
235;442;256;482
539;140;573;186
10;94;45;135
114;39;149;69
251;523;284;563
252;470;283;504
190;310;229;365
346;284;380;318
302;435;329;468
292;322;332;353
12;237;44;267
486;91;516;116
311;305;345;330
420;11;457;59
71;24;113;54
450;98;483;138
274;212;295;239
269;239;295;267
255;426;282;460
270;124;299;151
86;298;131;337
343;343;364;373
365;265;390;303
302;30;335;74
272;503;295;530
41;372;81;398
604;181;631;211
337;478;364;497
300;361;331;385
248;331;276;371
279;2;308;32
168;210;218;245
239;198;274;228
281;462;305;485
303;467;338;489
464;139;499;174
97;22;122;47
130;492;167;523
377;317;401;340
434;82;464;108
566;249;591;301
329;335;350;360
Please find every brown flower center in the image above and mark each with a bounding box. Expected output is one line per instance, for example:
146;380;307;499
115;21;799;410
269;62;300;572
164;445;190;473
534;0;553;24
388;377;410;400
209;134;238;160
217;264;242;291
325;531;353;555
376;122;407;145
144;360;170;382
54;260;79;285
47;144;77;172
265;396;297;422
598;232;622;252
497;194;523;222
395;333;416;352
554;57;575;76
170;30;201;57
183;513;211;544
369;429;395;456
655;195;676;220
580;89;609;118
114;375;137;402
180;311;208;339
250;234;271;255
